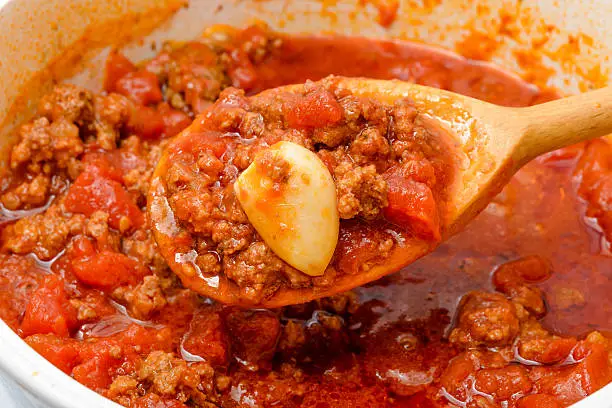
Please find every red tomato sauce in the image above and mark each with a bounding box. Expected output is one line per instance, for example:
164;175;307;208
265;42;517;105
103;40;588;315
0;26;611;408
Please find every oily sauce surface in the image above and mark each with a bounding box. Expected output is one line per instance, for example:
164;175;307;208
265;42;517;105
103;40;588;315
0;26;611;408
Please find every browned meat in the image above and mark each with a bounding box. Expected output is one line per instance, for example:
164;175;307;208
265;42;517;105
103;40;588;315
449;291;520;348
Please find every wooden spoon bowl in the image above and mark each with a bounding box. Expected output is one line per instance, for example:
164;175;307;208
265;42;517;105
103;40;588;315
149;76;612;307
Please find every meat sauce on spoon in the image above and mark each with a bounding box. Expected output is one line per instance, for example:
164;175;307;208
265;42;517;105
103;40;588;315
149;76;612;306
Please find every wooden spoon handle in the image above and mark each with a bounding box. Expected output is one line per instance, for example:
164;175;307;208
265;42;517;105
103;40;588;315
515;86;612;162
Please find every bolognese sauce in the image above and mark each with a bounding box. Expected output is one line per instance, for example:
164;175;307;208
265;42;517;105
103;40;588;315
150;77;457;303
0;24;611;408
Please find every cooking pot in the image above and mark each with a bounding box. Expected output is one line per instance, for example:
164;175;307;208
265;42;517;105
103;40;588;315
0;0;610;406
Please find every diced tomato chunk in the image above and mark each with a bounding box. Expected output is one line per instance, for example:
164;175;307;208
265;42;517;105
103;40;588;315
143;51;171;76
20;275;78;337
439;353;477;400
126;105;166;140
182;309;229;367
574;139;612;241
523;337;578;365
493;255;552;289
537;144;583;164
69;237;147;290
73;251;145;290
115;70;163;106
81;149;146;183
168;130;228;160
516;394;561;408
158;103;192;138
64;169;144;230
225;308;280;369
227;49;258;90
571;340;612;391
533;341;612;406
25;334;80;374
81;152;124;183
474;366;532;401
383;168;440;241
587;177;612;242
286;89;344;128
235;25;270;48
575;139;612;193
119;324;174;355
590;177;612;213
72;340;122;391
104;50;136;93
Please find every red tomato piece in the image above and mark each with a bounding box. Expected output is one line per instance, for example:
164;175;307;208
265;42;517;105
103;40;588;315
587;177;612;242
590;177;612;214
104;50;136;93
524;337;578;365
143;51;171;77
82;149;147;183
516;394;561;408
20;275;78;337
158;103;191;138
227;49;258;91
182;309;230;367
439;353;477;401
533;341;612;406
575;139;612;196
81;151;124;183
64;169;144;230
25;334;80;374
383;169;440;241
115;70;163;106
235;25;269;48
537;144;583;164
72;341;122;391
168;130;228;160
474;366;532;401
574;140;612;241
572;341;612;391
119;324;174;355
286;89;344;128
69;237;147;290
493;255;552;289
126;105;166;140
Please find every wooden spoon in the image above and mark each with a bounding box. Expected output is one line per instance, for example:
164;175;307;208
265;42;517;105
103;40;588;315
149;77;612;307
326;78;612;238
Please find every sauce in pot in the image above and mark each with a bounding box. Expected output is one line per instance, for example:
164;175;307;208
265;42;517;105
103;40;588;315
0;25;610;408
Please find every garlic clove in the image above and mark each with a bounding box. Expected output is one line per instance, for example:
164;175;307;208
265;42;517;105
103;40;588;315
234;141;339;277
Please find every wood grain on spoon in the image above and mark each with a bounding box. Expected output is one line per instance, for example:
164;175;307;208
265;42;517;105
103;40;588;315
149;77;612;307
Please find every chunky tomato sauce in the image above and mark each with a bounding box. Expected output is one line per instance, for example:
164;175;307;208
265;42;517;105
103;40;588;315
150;77;457;304
0;25;611;408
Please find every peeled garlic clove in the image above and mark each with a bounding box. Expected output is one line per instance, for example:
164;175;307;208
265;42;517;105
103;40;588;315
234;141;339;277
